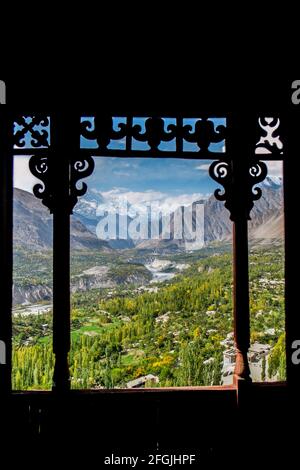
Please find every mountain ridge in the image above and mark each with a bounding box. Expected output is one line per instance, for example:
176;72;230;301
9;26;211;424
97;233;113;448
13;188;111;251
13;180;284;252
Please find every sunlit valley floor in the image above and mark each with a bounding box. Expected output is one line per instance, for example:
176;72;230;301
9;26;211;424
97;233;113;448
12;241;285;390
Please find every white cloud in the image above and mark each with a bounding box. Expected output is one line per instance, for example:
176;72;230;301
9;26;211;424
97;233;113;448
95;187;208;218
266;161;283;177
101;188;163;202
195;164;210;171
14;156;40;193
158;193;207;214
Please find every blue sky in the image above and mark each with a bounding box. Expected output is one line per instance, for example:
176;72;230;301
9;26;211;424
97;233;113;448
84;158;216;215
87;157;216;195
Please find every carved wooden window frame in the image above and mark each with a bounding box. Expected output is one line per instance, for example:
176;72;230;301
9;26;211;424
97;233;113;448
0;110;290;395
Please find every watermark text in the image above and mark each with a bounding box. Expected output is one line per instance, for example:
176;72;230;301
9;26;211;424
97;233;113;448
0;340;6;365
291;340;300;365
291;80;300;105
95;199;205;251
0;80;6;104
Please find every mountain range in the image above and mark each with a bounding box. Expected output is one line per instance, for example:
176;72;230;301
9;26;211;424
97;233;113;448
13;176;284;252
13;188;110;251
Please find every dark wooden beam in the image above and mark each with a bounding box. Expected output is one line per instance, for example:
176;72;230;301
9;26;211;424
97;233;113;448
227;114;254;385
51;113;73;393
0;108;13;395
232;207;251;384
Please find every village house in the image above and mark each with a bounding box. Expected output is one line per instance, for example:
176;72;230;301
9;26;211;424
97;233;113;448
126;374;159;389
220;332;234;348
221;343;274;385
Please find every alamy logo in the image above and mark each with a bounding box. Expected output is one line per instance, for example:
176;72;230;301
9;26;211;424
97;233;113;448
291;340;300;365
291;80;300;105
95;198;205;251
0;340;6;365
0;80;6;104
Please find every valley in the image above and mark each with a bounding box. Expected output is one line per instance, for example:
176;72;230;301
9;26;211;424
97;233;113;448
12;243;285;390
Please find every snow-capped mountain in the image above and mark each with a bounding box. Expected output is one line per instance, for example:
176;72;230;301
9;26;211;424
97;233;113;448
73;179;284;250
13;188;110;251
261;175;283;189
74;189;104;217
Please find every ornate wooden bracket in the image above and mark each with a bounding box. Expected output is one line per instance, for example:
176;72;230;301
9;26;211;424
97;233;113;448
29;153;95;215
209;160;234;218
69;155;95;213
29;153;54;213
209;159;268;221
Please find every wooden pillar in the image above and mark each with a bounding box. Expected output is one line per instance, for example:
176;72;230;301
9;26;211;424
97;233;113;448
52;113;72;392
0;107;13;395
209;113;261;386
228;114;254;385
232;163;251;384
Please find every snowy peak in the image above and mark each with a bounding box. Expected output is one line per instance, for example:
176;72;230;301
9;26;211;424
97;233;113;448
74;190;104;220
261;176;283;190
13;188;110;251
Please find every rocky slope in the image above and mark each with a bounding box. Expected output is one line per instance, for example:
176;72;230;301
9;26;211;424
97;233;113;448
136;179;284;250
13;188;111;251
